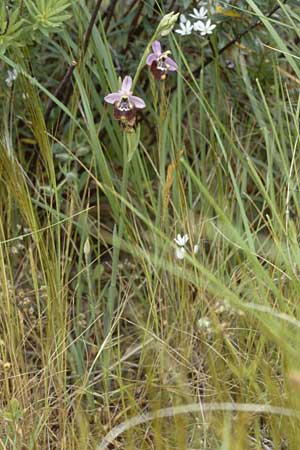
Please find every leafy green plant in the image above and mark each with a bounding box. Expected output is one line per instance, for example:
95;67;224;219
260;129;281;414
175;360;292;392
24;0;71;37
0;0;72;54
0;5;25;54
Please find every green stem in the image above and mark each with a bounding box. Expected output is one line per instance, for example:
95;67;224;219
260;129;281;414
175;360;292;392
103;133;129;384
132;32;159;89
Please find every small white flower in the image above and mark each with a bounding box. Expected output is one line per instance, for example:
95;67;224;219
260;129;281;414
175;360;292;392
174;234;189;246
5;68;18;87
190;7;208;20
175;246;186;260
197;0;216;13
194;244;199;254
197;317;211;329
194;19;216;36
175;20;193;36
180;14;187;23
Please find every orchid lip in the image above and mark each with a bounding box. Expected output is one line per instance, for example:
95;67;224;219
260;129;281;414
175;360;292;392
117;97;133;111
157;60;168;70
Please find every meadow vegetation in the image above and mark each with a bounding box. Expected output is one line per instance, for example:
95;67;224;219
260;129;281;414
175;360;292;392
1;0;300;448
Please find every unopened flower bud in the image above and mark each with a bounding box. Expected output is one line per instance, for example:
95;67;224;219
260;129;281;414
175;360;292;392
158;12;180;36
84;238;91;259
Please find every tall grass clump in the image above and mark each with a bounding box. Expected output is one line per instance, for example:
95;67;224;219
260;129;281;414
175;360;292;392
1;0;300;448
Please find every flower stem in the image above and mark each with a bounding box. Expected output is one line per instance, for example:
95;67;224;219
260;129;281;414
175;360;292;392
103;133;129;386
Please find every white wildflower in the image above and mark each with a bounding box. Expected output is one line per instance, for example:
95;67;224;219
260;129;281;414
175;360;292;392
175;246;186;260
197;317;211;329
5;68;18;87
174;234;189;246
194;19;216;36
190;7;208;20
175;19;193;36
198;1;215;14
174;233;189;260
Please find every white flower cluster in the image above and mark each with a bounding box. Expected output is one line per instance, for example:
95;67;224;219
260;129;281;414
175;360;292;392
174;233;199;260
175;2;216;37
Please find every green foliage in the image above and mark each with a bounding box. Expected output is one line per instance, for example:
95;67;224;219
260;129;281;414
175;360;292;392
0;0;71;53
24;0;72;37
0;5;24;54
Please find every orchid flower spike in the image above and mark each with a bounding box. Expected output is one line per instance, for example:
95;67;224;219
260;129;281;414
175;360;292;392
146;41;178;81
104;76;146;121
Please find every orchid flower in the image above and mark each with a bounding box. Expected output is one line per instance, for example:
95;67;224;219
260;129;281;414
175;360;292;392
104;76;146;122
146;41;178;80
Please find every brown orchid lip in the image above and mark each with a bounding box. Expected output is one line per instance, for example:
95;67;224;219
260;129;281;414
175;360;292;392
113;102;137;133
114;101;136;121
150;61;168;80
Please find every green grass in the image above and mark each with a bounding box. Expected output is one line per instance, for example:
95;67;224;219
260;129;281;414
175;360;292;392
1;0;300;448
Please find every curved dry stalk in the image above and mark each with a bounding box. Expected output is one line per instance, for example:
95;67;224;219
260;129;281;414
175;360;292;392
97;402;300;450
